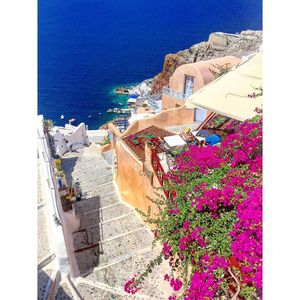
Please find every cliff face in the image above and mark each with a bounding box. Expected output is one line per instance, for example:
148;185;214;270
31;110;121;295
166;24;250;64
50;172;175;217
151;30;262;94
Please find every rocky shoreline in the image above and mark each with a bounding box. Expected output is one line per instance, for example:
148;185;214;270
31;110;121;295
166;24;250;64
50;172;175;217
114;30;262;98
114;78;153;96
106;29;262;129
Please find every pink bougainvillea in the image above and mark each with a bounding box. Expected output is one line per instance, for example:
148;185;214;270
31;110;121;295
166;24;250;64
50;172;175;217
124;274;141;294
125;115;263;299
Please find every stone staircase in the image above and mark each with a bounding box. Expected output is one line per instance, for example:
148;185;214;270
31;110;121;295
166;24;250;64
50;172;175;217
60;146;172;299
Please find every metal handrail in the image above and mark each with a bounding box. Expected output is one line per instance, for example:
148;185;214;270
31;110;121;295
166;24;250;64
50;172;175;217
151;150;169;198
38;128;62;224
162;85;187;101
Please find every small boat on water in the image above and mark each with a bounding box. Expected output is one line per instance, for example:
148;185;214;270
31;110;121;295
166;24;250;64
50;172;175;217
60;114;64;119
118;103;124;106
88;115;92;118
69;118;76;124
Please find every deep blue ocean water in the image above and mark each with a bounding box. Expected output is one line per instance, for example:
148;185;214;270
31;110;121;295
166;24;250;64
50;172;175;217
38;0;262;129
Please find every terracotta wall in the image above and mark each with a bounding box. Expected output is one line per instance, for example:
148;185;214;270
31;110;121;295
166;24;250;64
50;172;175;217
162;94;185;110
108;105;209;229
169;56;241;94
115;140;163;228
162;56;241;111
121;105;195;137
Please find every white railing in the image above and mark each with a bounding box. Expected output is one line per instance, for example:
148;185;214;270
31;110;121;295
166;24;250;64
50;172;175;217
148;98;162;111
37;129;61;223
162;85;188;101
37;116;70;275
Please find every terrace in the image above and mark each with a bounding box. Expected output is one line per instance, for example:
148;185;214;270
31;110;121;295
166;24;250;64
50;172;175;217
196;112;242;139
123;113;240;168
162;85;187;101
122;125;173;162
121;114;241;200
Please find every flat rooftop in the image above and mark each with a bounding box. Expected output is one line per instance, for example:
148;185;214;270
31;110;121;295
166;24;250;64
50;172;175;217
123;125;173;161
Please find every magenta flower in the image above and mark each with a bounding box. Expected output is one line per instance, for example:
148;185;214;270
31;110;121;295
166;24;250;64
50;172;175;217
170;277;183;291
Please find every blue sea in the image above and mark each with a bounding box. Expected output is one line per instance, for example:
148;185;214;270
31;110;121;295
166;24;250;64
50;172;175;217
38;0;262;129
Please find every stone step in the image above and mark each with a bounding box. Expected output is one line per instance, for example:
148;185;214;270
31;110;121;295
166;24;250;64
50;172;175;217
78;203;132;229
62;162;104;174
73;212;144;250
76;279;151;299
81;182;116;197
73;192;119;215
74;228;153;275
76;283;124;300
77;155;99;162
61;152;83;160
72;170;113;184
84;246;171;300
71;165;112;179
72;159;109;170
55;282;75;300
79;178;114;193
62;156;102;168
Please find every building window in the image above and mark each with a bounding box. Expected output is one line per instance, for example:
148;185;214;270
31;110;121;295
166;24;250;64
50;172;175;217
195;108;207;122
183;75;194;98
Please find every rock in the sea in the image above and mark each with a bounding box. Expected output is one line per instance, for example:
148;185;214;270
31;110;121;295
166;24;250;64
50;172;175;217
115;87;130;95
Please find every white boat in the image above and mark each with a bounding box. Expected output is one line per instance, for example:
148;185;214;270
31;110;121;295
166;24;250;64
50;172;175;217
118;103;124;106
88;115;92;118
69;118;76;124
60;115;64;119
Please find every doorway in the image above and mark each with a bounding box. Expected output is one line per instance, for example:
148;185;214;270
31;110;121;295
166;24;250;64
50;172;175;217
183;75;194;98
195;108;207;122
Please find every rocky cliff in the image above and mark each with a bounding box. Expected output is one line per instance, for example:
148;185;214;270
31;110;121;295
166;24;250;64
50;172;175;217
151;30;262;94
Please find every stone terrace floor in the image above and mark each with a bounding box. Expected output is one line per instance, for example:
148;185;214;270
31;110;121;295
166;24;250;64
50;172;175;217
61;144;172;299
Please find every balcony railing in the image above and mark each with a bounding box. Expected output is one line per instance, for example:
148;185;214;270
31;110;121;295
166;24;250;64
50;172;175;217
162;85;188;101
151;150;169;198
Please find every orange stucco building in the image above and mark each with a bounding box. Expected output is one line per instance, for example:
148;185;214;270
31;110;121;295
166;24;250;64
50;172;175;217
107;56;242;225
162;56;241;110
108;124;176;227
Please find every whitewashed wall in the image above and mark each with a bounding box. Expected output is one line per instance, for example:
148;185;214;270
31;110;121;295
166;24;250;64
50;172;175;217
53;122;90;156
37;115;80;277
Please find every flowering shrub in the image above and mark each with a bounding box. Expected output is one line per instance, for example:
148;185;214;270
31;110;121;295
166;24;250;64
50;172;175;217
125;115;262;299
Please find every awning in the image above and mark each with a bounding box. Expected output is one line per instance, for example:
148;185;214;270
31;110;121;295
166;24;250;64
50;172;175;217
185;53;262;121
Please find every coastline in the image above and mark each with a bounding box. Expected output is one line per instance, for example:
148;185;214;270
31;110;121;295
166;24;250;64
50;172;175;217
98;78;154;129
98;30;262;130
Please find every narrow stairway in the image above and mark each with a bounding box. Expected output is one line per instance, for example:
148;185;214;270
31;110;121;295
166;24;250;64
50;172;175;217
61;146;172;299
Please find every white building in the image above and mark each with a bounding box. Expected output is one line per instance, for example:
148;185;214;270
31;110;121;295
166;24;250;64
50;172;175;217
52;123;90;156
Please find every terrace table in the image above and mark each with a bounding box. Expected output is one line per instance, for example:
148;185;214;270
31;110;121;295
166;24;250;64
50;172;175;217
194;129;214;138
192;131;206;143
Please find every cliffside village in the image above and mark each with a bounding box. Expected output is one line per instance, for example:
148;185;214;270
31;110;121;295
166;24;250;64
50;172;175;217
38;31;263;299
